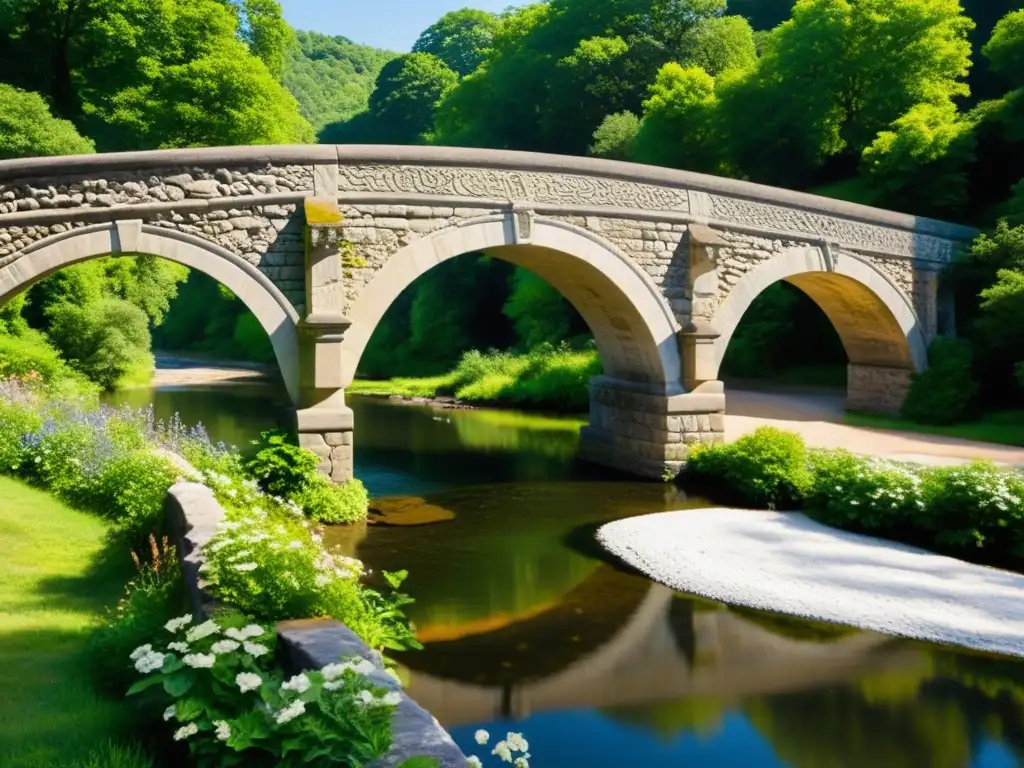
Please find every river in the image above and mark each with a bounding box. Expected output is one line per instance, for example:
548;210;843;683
108;375;1024;768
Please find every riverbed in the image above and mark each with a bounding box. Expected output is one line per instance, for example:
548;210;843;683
106;373;1024;767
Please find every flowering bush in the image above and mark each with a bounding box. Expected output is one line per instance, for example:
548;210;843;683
920;462;1024;553
806;450;925;530
128;613;402;767
199;467;420;653
294;475;370;524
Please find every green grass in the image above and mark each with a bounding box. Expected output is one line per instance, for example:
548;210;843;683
845;410;1024;448
352;346;601;412
0;477;151;768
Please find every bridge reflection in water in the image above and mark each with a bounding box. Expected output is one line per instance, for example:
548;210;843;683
396;567;918;729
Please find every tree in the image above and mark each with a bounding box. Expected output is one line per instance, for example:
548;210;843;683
632;64;721;172
720;0;974;186
861;100;977;216
413;8;500;77
978;268;1024;390
677;15;758;77
503;268;579;350
363;53;459;144
0;85;95;159
234;0;294;81
0;0;312;151
589;112;641;160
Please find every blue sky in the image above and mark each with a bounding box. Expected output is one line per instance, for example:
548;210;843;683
279;0;514;52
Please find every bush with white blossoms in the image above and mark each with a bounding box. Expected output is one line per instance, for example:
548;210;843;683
468;729;532;768
128;612;404;767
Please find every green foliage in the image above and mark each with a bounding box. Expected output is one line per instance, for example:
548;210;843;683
677;15;758;77
293;477;370;525
920;462;1024;552
589;111;640;160
0;331;97;396
0;0;311;151
978;268;1024;377
367;53;459;144
284;31;395;132
244;430;319;498
983;9;1024;83
685;427;811;508
46;299;153;390
0;84;95;159
633;63;721;171
58;742;156;768
235;0;294;80
901;338;979;425
412;8;500;76
806;451;924;530
127;614;398;766
861;100;978;216
503;268;579;349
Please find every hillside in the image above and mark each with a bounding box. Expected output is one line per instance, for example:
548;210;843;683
284;30;397;133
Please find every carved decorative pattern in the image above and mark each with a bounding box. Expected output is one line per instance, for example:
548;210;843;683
708;195;957;262
337;165;691;213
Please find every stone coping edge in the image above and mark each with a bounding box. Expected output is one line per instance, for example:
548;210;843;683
164;481;467;768
0;144;976;242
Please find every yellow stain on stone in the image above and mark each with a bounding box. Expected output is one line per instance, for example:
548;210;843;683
304;196;344;226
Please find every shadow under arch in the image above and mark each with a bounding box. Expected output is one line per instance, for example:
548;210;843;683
0;222;301;403
710;247;929;378
340;215;684;393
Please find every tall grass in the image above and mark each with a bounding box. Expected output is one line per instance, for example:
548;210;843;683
350;344;601;412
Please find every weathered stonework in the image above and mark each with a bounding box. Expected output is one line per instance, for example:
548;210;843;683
847;364;915;416
0;146;977;479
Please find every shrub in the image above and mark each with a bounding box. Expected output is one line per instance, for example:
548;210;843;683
126;614;399;766
919;462;1024;553
98;451;179;545
0;388;41;473
901;337;978;425
806;451;924;531
0;330;97;396
294;476;370;525
244;429;319;497
686;427;811;508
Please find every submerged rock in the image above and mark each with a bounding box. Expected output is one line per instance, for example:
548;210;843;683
368;496;456;526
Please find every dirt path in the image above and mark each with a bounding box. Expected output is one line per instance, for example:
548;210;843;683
725;389;1024;467
148;353;272;387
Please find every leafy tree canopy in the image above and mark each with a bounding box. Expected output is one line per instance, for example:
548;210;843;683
0;84;95;159
413;8;501;77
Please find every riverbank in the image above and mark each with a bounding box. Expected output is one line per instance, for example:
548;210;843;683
598;508;1024;658
143;353;273;387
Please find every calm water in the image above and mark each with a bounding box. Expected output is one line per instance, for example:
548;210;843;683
110;379;1024;768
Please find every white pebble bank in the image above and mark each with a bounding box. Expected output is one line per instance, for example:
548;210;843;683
598;508;1024;658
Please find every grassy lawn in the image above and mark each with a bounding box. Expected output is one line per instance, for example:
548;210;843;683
0;476;148;768
845;410;1024;448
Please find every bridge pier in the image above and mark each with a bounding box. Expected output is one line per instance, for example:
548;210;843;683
847;363;914;415
579;377;725;480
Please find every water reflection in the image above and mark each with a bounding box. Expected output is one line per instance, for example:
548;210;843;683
123;381;1024;767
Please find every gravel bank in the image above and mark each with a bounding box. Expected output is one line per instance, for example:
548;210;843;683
598;508;1024;657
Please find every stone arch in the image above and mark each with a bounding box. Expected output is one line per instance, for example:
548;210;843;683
0;222;301;402
709;247;928;413
341;214;683;392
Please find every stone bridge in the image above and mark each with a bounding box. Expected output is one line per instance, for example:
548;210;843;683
0;146;977;479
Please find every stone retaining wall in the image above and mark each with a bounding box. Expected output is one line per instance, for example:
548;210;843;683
165;482;467;767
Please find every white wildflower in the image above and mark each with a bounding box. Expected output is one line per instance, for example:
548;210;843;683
281;673;310;694
236;672;262;693
211;639;240;655
475;730;489;745
134;651;166;674
514;759;530;768
214;720;231;742
275;699;305;724
357;689;375;706
164;615;193;634
353;658;376;676
492;741;513;763
244;641;269;658
288;540;303;549
185;620;219;643
183;653;216;669
382;691;401;706
467;758;483;768
323;680;344;691
506;733;529;753
167;641;189;653
129;644;152;661
173;723;199;741
240;624;264;639
233;562;258;572
321;663;346;681
163;705;176;722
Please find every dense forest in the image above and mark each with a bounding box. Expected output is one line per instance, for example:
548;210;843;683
0;0;1022;426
